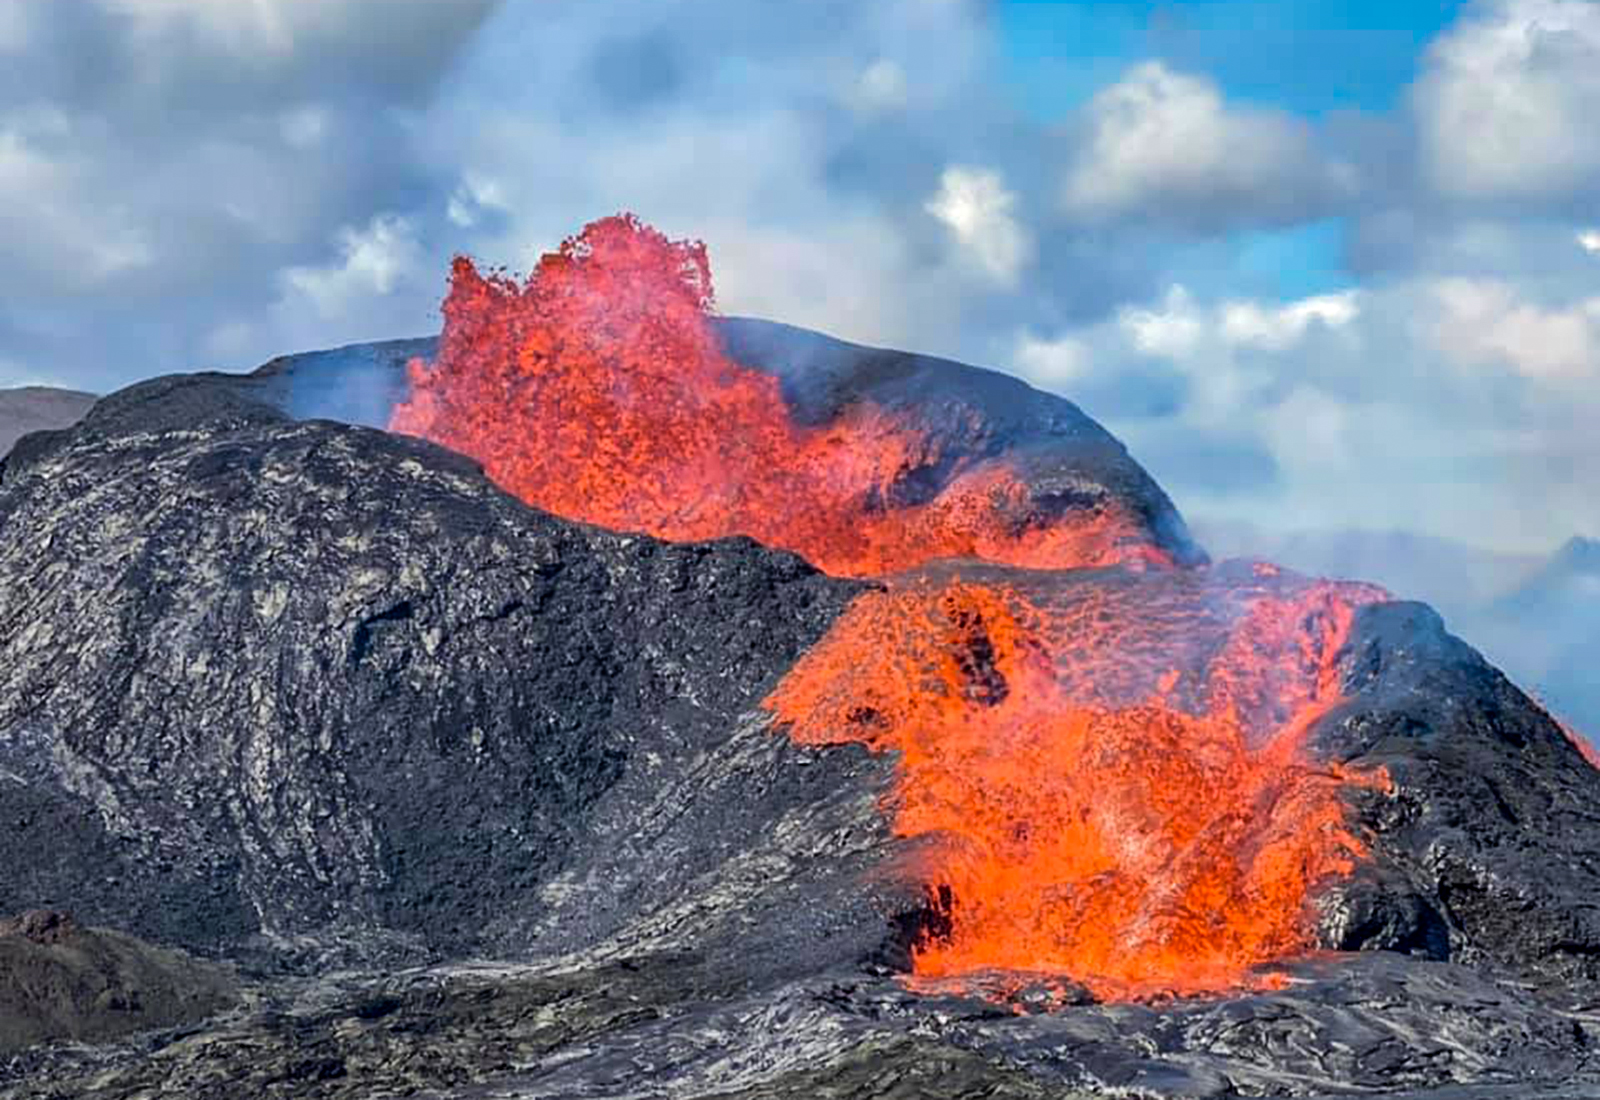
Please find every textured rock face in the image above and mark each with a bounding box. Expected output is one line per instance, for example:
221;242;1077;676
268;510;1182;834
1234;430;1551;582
0;373;891;978
4;330;1600;1095
1317;601;1600;987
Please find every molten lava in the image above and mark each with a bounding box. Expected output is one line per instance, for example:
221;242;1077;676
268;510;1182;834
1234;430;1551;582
1557;717;1600;771
764;565;1391;1000
390;214;1164;577
395;213;1394;1003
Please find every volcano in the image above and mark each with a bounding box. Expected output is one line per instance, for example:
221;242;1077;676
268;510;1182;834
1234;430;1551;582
3;216;1600;1097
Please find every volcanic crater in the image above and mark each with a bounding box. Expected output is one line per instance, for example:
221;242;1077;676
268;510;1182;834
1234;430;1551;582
3;215;1600;1097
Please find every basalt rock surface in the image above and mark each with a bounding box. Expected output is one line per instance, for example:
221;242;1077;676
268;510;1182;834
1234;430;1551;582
2;332;1600;1096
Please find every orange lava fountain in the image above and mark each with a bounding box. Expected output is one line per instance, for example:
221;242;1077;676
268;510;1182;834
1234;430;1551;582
765;565;1392;1000
393;214;1394;1002
391;215;1164;577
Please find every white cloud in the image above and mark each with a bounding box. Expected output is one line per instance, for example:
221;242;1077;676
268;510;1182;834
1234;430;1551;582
1116;285;1361;359
704;215;922;351
1415;0;1600;201
281;214;421;319
1013;275;1600;547
0;2;31;51
1426;277;1600;381
1013;332;1091;390
925;165;1033;285
445;172;508;229
280;106;328;149
1062;61;1348;227
1580;229;1600;255
1118;285;1205;358
1220;291;1361;351
0;122;155;285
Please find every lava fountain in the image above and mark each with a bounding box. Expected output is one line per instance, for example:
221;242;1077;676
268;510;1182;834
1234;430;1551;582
391;214;1168;577
391;214;1392;1001
765;563;1391;1000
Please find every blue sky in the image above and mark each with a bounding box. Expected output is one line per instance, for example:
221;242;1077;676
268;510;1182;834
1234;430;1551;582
999;0;1466;301
0;0;1598;552
1001;0;1466;116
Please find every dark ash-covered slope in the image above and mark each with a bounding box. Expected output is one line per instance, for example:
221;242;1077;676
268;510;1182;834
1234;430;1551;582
0;910;235;1056
0;373;901;980
3;334;1600;1095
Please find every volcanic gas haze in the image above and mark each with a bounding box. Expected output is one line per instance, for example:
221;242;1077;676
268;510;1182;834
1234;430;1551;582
389;213;1393;1001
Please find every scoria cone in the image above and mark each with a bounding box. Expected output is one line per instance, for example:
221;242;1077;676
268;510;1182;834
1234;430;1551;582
1;321;1599;1095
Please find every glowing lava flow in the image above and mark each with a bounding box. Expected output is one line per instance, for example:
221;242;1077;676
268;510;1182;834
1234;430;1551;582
394;213;1394;1002
764;565;1392;1000
390;214;1164;577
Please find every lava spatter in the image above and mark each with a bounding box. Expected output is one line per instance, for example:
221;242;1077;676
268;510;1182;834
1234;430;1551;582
390;214;1164;577
764;565;1392;1001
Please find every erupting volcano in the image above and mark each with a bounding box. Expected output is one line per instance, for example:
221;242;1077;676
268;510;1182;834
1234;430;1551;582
12;214;1600;1098
389;213;1390;1003
391;215;1169;577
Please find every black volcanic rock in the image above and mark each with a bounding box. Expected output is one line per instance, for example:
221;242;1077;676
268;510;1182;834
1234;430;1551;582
5;330;1600;1095
1315;600;1600;989
0;372;898;980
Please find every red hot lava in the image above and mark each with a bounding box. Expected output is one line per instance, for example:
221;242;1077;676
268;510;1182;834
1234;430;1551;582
764;565;1391;1000
392;214;1392;1002
391;214;1164;577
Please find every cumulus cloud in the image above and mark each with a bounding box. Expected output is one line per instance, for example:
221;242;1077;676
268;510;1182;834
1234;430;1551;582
925;165;1033;285
1118;286;1206;360
1414;0;1600;202
1426;278;1600;381
1220;292;1361;351
281;214;422;319
0;115;156;288
1013;332;1091;388
1010;271;1600;548
1061;62;1353;230
446;172;510;230
0;0;498;383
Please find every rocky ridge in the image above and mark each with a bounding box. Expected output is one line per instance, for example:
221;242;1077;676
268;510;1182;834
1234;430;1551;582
1;324;1599;1095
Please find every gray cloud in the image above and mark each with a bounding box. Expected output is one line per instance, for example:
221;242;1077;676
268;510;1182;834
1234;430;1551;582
0;0;498;387
0;0;1596;556
1413;0;1600;206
